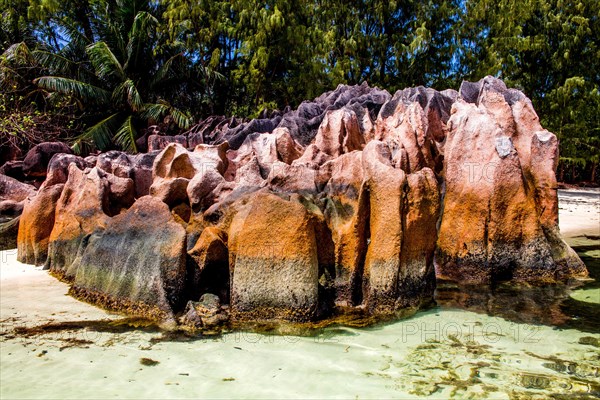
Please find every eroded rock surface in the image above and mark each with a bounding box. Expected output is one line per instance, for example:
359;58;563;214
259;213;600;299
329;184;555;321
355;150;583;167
69;196;187;326
11;78;587;327
0;174;36;250
436;77;587;284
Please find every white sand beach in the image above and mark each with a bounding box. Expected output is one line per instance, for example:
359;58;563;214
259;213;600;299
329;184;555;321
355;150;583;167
0;189;598;399
557;188;600;243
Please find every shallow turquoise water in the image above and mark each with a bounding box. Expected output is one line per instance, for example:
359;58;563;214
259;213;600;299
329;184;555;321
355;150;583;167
0;243;598;399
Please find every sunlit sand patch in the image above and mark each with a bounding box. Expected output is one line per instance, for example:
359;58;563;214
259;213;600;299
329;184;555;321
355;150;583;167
570;288;600;305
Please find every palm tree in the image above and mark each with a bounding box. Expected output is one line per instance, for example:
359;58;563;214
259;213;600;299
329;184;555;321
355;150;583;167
33;1;199;153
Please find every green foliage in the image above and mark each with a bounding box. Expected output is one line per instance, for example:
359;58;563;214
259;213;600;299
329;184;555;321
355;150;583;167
14;0;209;153
460;0;599;181
0;0;597;182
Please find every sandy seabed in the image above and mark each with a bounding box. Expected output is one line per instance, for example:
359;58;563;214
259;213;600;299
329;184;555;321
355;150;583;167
0;189;598;399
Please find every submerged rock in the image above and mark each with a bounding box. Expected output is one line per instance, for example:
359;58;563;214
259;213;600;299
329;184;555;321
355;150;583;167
10;78;587;328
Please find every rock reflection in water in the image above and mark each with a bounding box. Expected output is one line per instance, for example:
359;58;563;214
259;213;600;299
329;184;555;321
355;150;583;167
435;280;596;332
435;244;600;333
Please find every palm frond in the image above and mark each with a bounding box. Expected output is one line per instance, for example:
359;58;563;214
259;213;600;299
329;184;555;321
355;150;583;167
1;42;34;65
113;115;138;153
198;64;225;83
141;101;169;122
113;79;144;111
149;52;183;89
33;50;79;75
72;112;122;153
125;11;158;70
141;100;192;129
86;41;125;82
35;76;111;103
56;23;91;52
170;107;193;129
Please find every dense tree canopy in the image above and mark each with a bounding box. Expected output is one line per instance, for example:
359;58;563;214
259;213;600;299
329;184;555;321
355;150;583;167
1;0;598;182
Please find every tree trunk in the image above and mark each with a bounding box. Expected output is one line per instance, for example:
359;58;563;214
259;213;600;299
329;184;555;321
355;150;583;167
559;162;564;182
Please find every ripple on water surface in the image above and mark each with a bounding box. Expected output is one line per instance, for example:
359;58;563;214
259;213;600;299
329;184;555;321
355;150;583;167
1;243;599;399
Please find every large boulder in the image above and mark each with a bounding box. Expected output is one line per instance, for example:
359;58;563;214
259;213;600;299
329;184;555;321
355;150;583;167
0;216;20;251
186;143;229;210
314;108;364;158
436;77;586;284
46;165;134;279
228;192;321;322
0;174;36;250
187;226;229;302
0;160;26;181
17;154;88;265
322;151;369;306
150;143;203;207
361;141;407;312
0;174;36;204
69;196;187;325
375;97;437;174
360;141;439;313
7;80;587;328
22;142;72;178
397;168;439;308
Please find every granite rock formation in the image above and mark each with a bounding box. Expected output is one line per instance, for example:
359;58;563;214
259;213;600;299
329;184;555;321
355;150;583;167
0;174;36;250
8;77;587;328
435;77;587;284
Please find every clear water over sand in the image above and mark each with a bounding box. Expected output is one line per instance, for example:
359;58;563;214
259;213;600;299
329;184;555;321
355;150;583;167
1;189;598;399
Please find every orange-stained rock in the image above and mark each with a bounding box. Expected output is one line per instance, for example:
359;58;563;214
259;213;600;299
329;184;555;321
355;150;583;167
436;79;586;284
69;196;187;326
266;162;319;194
322;151;369;306
187;226;229;302
17;184;63;265
360;141;439;313
16;155;87;264
47;165;134;279
0;174;36;250
273;127;304;164
228;192;320;321
397;168;439;308
6;80;588;327
361;141;407;312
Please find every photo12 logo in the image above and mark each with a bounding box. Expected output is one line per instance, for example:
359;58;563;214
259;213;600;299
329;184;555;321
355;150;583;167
399;320;541;344
446;161;500;183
